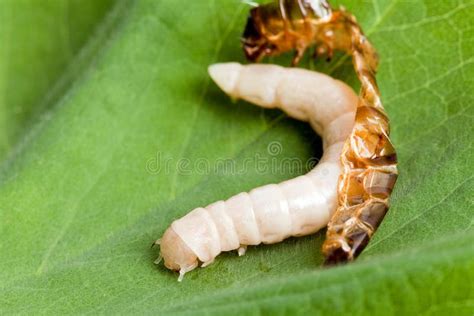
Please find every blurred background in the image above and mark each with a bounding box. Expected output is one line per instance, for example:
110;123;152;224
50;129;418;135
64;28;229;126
0;0;116;161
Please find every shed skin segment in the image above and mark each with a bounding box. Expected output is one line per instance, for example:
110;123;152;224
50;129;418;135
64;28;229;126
157;63;357;280
240;0;399;265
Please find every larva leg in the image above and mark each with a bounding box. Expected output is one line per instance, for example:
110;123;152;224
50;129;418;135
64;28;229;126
237;246;247;256
178;262;198;282
201;259;215;268
157;63;357;279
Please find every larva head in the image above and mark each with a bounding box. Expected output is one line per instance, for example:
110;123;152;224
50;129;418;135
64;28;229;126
159;227;198;272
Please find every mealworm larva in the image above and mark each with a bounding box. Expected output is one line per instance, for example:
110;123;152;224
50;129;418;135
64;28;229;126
241;0;398;264
155;0;399;279
156;63;358;280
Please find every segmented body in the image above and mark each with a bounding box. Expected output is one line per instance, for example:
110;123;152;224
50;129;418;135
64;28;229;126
157;64;358;280
156;0;398;279
242;0;398;263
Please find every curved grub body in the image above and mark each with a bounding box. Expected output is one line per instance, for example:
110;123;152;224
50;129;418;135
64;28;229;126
241;0;398;264
157;63;358;280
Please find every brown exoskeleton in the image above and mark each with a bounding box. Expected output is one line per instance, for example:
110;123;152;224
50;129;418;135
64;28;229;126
241;0;398;265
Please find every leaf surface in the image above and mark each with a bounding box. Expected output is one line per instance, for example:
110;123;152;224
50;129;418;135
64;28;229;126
0;0;117;160
0;0;473;314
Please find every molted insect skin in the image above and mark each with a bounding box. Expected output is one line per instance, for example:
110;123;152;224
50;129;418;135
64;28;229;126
157;63;358;280
242;0;348;65
241;0;398;264
322;21;398;264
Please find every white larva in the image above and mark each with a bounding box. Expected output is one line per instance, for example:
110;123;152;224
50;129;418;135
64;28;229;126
157;62;357;281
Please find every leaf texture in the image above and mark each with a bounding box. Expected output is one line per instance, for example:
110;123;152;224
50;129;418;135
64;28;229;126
0;0;473;314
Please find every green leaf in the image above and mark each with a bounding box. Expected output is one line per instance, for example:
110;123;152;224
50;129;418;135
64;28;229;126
1;0;473;314
0;0;117;161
